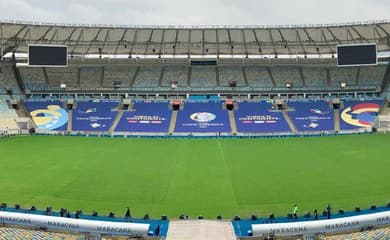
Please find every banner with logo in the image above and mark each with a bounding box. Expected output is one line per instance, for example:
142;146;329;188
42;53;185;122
340;100;383;130
26;101;68;131
252;211;390;237
0;211;149;236
175;102;231;132
115;102;171;132
72;101;119;131
235;102;290;132
288;101;334;131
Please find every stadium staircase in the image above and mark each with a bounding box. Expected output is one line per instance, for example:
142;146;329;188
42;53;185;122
42;67;49;85
109;110;124;134
228;110;238;135
166;220;236;240
130;67;140;87
356;66;361;85
215;66;220;86
334;109;340;132
379;99;390;115
77;68;81;87
187;66;192;87
266;67;276;87
242;66;249;86
326;68;331;86
298;67;306;86
168;110;178;134
99;66;104;88
282;109;297;133
15;100;30;118
11;61;25;94
158;66;165;87
67;107;73;132
380;63;390;94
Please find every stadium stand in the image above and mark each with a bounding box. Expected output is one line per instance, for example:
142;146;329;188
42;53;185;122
0;102;18;130
79;66;102;89
359;64;388;87
190;66;217;88
244;66;274;88
0;227;87;240
0;64;22;95
218;65;246;87
302;66;328;88
6;62;389;93
46;66;79;89
271;66;303;88
103;65;138;89
133;65;162;88
19;67;48;91
319;226;390;240
329;67;358;87
161;65;188;87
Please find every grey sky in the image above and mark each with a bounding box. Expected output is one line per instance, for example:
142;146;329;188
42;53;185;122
0;0;388;26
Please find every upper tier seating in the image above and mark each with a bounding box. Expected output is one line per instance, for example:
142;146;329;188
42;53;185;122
191;66;217;88
133;66;162;88
271;66;303;87
218;66;246;87
244;66;273;88
161;65;188;87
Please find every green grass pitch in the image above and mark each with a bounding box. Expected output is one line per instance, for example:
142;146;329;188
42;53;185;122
0;134;389;219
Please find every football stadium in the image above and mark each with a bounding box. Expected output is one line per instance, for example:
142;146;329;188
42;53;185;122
1;17;390;240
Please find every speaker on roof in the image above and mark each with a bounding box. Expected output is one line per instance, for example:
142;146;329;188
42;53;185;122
228;80;237;88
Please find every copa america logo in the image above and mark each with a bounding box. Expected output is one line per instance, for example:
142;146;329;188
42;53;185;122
190;112;216;122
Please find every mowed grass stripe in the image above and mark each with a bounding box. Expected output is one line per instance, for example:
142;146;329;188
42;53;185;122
162;140;237;217
0;134;389;219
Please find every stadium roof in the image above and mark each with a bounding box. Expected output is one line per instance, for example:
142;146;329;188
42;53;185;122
1;19;390;57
